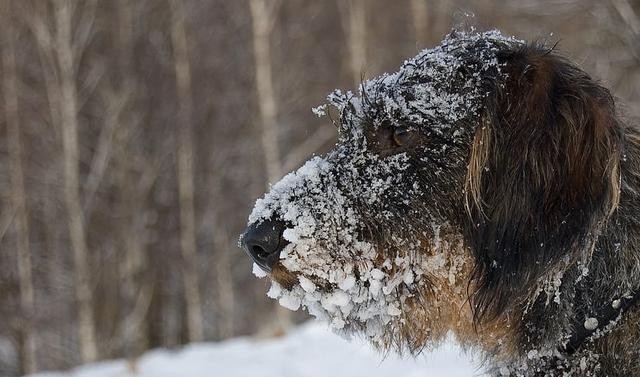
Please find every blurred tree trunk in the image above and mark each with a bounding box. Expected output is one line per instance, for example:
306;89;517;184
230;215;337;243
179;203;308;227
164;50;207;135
250;0;282;185
52;0;99;363
169;0;204;343
411;0;430;46
339;0;367;87
2;1;37;373
213;223;235;338
29;0;80;367
250;0;294;332
108;0;154;356
435;1;451;37
205;151;236;339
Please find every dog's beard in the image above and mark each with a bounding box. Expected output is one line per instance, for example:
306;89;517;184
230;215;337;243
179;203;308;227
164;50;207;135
253;226;469;350
256;237;428;345
251;202;468;349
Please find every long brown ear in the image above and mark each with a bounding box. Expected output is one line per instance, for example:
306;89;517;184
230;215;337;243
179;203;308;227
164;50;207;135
464;43;622;322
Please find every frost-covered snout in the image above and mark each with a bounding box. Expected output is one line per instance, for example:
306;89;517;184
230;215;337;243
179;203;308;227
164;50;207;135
241;135;448;344
243;153;371;283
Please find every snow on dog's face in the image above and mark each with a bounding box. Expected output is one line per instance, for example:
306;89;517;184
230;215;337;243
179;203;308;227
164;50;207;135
242;31;521;351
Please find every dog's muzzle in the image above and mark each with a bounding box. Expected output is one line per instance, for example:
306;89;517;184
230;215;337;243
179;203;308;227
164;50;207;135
240;219;288;272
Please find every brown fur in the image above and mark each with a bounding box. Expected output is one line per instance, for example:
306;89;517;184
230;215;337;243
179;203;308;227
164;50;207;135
461;43;640;376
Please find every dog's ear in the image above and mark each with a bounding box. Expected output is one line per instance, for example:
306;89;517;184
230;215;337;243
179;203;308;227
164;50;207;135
464;44;622;321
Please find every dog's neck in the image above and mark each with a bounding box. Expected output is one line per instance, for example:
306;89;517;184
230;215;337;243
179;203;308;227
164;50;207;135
487;127;640;375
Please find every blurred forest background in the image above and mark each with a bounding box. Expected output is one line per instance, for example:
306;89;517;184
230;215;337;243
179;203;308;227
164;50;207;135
0;0;639;375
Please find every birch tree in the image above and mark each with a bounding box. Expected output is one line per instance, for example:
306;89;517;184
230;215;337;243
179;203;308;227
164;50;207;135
411;0;430;46
250;0;282;186
2;1;37;373
249;0;297;332
56;0;98;362
29;0;99;362
339;0;367;87
169;0;204;343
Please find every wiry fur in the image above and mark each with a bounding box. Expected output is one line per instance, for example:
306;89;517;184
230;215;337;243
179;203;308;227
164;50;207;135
243;32;640;376
462;41;640;376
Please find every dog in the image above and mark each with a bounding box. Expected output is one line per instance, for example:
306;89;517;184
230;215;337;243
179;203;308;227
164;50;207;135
240;30;640;376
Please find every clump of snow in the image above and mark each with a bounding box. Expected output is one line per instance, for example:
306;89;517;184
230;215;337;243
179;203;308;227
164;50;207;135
311;104;327;117
252;263;268;278
246;30;523;348
611;298;621;309
583;317;599;331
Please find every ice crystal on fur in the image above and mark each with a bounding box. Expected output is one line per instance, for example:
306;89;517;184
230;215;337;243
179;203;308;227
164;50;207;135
246;30;520;348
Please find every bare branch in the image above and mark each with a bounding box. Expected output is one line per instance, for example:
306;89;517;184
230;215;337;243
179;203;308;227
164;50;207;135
0;205;16;245
83;86;129;214
72;0;98;62
107;280;155;353
28;1;62;130
53;0;99;362
611;0;640;36
77;60;106;108
281;126;336;173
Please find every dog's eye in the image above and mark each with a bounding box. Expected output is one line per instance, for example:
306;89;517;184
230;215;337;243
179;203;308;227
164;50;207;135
393;126;414;146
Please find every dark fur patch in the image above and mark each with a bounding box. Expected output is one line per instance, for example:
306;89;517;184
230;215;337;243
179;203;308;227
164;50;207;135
465;43;622;322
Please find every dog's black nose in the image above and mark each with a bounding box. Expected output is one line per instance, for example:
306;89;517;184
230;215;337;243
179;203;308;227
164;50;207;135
241;220;288;271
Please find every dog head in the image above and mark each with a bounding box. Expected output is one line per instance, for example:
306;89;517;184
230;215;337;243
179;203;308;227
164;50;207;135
240;30;621;353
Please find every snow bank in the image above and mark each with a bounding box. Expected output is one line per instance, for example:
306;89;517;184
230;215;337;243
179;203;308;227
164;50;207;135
27;322;481;377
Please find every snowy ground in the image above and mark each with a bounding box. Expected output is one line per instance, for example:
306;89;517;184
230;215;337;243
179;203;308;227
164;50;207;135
29;322;483;377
